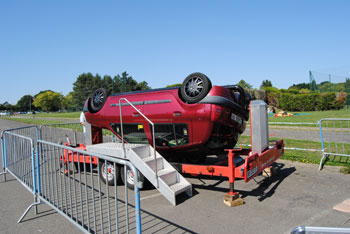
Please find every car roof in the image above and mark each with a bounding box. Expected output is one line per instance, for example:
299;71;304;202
110;86;179;97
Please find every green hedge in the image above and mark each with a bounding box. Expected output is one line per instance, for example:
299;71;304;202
268;92;345;111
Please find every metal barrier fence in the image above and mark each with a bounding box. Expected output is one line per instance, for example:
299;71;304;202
1;125;39;144
37;140;141;233
318;118;350;170
40;123;119;146
291;226;350;234
0;130;37;195
1;128;38;185
1;126;142;233
0;130;40;222
40;123;84;145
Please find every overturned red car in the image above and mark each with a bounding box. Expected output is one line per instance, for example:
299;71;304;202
84;72;251;162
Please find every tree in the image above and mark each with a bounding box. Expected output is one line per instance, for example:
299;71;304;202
260;80;272;89
289;83;309;90
61;92;75;111
34;90;54;99
72;73;97;109
16;95;34;112
71;72;151;109
237;80;253;90
135;81;151;90
33;91;63;112
121;72;133;92
116;72;150;92
0;102;17;112
101;75;114;95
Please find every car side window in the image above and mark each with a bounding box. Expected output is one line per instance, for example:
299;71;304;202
110;123;148;144
152;124;189;147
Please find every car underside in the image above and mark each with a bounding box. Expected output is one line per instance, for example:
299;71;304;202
84;72;251;160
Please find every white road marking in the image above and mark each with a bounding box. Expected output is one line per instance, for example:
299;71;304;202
140;193;163;201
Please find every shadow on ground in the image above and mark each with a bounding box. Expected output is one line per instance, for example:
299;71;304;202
189;163;296;202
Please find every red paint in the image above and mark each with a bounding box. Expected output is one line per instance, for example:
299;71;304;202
60;144;98;165
181;140;284;194
84;85;249;155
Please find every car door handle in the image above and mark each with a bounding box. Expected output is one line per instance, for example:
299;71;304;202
132;113;140;117
173;111;182;117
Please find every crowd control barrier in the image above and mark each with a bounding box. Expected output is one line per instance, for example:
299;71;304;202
40;123;84;145
0;130;39;218
291;226;350;234
40;123;118;146
318;118;350;170
1;126;142;233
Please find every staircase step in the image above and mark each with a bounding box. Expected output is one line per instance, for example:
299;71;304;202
85;142;193;205
170;183;192;196
143;156;164;171
132;146;151;158
158;169;178;186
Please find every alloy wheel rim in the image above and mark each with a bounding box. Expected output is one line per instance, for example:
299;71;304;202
185;77;203;97
102;163;114;181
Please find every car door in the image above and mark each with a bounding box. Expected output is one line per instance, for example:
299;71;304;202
143;90;191;148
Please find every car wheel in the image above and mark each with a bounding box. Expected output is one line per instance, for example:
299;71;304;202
89;88;108;113
99;161;120;186
120;166;146;190
180;72;212;104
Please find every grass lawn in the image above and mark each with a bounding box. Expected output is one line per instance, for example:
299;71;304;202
2;118;66;125
34;111;80;118
267;109;350;124
5;109;350;123
3;111;350;168
237;135;350;167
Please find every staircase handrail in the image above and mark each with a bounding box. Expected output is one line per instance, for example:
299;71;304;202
119;98;158;188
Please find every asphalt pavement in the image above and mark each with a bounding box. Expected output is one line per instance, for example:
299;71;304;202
1;118;350;234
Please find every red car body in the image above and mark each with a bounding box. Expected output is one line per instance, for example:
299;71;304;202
84;73;250;158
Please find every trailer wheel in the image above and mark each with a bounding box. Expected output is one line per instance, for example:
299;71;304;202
120;166;146;190
99;161;120;185
180;72;212;104
89;88;108;113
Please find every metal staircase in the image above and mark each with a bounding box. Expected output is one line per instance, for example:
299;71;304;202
86;142;192;206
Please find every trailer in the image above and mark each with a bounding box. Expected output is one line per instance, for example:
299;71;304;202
61;100;284;206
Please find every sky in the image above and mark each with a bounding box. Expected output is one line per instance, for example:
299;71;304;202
1;0;350;104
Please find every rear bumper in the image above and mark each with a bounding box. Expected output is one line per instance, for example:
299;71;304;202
199;95;249;120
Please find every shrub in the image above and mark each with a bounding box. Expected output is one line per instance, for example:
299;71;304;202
248;89;268;102
267;92;279;107
253;88;344;111
277;92;344;111
263;87;280;93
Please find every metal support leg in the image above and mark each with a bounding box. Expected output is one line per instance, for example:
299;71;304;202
134;186;142;234
318;153;328;171
1;137;7;182
0;170;7;182
17;199;43;223
223;150;244;207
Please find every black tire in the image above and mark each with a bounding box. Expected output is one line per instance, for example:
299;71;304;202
89;88;108;113
99;161;120;186
180;72;212;104
120;166;146;190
